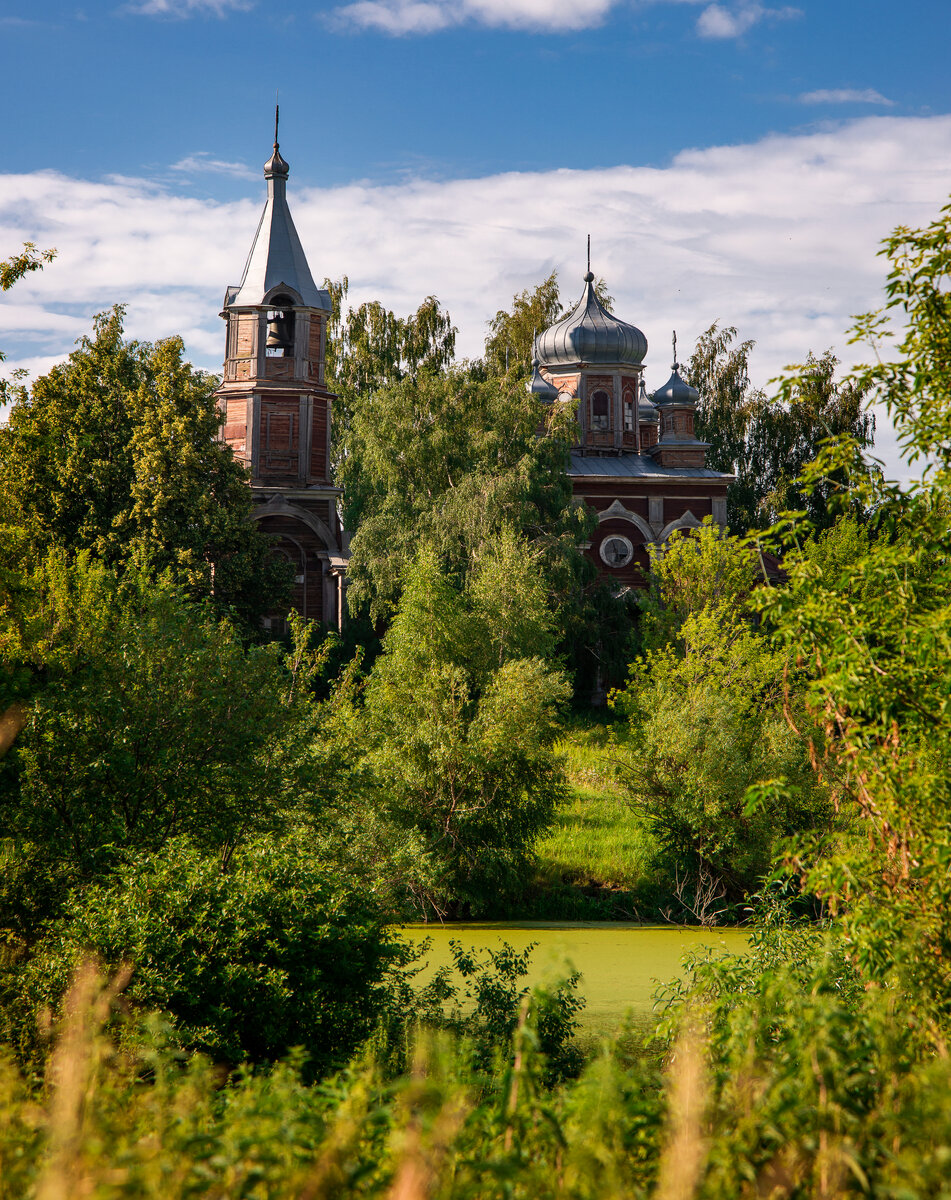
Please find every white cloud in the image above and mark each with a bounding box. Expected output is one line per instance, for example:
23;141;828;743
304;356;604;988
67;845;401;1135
126;0;253;15
696;1;800;39
3;115;951;482
799;88;895;107
171;152;257;179
331;0;617;33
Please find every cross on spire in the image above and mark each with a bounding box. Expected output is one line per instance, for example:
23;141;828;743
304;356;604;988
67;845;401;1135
672;330;678;370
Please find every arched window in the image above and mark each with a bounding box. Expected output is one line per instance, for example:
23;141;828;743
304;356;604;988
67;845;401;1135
623;390;635;431
591;389;610;431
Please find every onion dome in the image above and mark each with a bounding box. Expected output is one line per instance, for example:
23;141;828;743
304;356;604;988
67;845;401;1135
652;367;699;408
653;333;698;407
638;379;659;423
653;367;696;410
527;354;558;403
264;143;289;180
536;271;647;368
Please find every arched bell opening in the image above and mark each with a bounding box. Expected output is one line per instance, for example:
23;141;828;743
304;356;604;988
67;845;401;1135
265;293;297;358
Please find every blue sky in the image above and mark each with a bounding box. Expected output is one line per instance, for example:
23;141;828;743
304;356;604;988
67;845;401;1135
6;0;946;193
2;0;951;478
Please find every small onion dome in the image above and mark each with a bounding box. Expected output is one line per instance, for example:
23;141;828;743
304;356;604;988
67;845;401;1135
264;143;290;180
652;366;699;408
536;271;647;368
527;353;558;403
638;382;660;423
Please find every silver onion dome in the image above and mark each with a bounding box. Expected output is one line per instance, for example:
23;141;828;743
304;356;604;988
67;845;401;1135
638;379;659;422
527;355;558;403
536;272;647;368
652;366;699;407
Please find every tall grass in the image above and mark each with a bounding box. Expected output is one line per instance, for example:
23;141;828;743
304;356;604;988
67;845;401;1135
535;714;656;896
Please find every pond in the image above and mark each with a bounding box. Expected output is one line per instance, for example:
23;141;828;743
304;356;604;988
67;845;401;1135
400;922;750;1037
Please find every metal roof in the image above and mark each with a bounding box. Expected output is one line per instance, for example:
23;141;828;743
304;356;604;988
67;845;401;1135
567;450;732;481
536;272;647;368
226;141;331;312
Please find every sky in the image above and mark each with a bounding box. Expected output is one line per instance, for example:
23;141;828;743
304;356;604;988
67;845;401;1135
2;0;950;479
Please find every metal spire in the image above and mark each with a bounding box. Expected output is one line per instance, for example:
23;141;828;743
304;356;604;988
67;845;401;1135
672;330;678;370
274;99;280;150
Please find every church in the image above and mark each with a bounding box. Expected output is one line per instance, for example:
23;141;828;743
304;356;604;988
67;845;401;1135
528;270;731;590
216;126;732;621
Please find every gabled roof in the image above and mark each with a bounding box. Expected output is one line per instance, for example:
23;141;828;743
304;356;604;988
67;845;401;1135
226;140;331;312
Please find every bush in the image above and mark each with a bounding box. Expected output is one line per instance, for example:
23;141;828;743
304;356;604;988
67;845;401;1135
11;838;407;1077
1;557;310;884
615;604;831;906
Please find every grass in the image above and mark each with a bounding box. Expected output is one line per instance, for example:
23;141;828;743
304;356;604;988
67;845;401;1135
533;712;657;902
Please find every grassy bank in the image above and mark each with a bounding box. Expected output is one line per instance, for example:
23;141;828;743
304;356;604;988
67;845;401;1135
523;714;672;920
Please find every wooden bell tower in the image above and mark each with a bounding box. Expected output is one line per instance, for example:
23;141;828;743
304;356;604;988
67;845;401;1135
216;111;348;629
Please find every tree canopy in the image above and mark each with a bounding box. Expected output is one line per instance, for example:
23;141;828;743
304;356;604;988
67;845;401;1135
0;307;287;630
687;323;875;532
338;365;591;622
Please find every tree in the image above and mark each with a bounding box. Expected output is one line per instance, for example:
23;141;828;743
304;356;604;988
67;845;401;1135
482;270;614;380
762;349;875;528
616;523;828;902
755;196;951;1026
338;366;591;623
687;324;874;532
687;323;763;530
637;517;765;650
483;271;564;379
323;277;457;447
615;604;829;902
0;556;310;892
0;307;287;630
0;244;57;401
353;550;570;915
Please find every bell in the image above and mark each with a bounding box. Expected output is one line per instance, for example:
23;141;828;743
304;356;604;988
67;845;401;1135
266;309;293;353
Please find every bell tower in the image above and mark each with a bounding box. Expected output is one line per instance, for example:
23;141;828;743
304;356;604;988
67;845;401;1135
216;111;348;629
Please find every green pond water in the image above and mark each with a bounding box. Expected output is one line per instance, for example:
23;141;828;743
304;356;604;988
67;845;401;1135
400;922;750;1037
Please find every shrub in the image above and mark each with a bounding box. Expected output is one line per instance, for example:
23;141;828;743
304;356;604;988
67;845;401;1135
12;838;407;1077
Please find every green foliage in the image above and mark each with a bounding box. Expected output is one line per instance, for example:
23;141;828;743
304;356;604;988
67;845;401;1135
483;270;564;379
323;276;457;441
0;243;56;294
339;365;591;622
482;270;614;381
0;243;55;403
752;197;951;1029
12;839;405;1076
0;307;287;630
688;323;874;532
355;551;571;914
637;517;764;650
0;556;307;890
311;550;571;915
612;521;830;906
381;938;585;1088
615;602;829;903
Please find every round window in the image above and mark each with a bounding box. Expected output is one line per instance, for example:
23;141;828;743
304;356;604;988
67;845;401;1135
599;535;634;569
